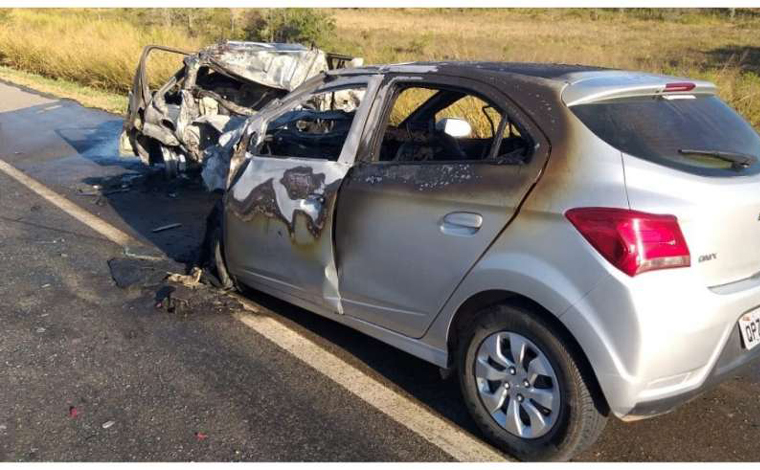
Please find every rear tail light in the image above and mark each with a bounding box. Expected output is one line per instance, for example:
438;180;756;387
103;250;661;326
565;208;691;277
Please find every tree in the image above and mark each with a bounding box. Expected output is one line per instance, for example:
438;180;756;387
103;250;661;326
242;9;336;46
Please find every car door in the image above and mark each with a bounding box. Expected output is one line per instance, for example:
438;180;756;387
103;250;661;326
224;74;380;313
334;74;550;338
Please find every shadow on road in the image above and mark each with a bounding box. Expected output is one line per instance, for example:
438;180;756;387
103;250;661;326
0;95;480;440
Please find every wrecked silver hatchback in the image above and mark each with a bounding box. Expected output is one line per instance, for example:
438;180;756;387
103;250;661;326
119;41;361;179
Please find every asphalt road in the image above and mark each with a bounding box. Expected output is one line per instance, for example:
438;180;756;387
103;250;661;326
1;80;759;462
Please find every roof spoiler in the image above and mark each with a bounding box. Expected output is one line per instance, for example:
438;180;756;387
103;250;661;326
562;72;717;106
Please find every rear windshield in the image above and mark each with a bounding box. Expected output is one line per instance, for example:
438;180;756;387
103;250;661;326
570;95;760;176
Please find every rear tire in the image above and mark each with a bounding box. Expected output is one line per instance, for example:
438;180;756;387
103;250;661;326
457;303;607;461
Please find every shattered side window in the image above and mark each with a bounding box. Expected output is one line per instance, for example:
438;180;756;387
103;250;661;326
377;85;533;163
257;86;367;161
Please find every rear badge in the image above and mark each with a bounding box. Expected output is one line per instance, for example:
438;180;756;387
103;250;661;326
698;253;717;263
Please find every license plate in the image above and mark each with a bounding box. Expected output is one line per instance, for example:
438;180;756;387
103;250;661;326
739;309;760;350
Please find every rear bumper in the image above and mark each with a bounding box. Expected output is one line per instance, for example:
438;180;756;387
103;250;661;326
561;261;760;420
626;325;760;420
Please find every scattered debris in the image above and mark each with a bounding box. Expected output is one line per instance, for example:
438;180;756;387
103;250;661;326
68;406;79;419
107;256;182;290
110;242;242;318
102;420;116;429
35;327;46;333
166;267;203;288
37;238;65;245
41;283;50;288
155;285;189;314
0;424;6;432
101;187;131;196
76;183;102;197
152;223;182;233
194;431;208;441
122;244;166;262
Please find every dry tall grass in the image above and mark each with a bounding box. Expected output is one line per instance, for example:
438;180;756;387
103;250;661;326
327;8;760;128
1;8;760;127
0;9;201;92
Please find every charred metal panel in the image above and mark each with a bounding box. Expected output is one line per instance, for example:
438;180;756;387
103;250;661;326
201;42;330;92
227;159;343;239
223;75;380;314
225;157;348;313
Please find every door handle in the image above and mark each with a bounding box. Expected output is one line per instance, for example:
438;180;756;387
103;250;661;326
440;212;483;236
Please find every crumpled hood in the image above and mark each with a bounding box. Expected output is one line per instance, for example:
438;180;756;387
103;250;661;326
198;41;329;92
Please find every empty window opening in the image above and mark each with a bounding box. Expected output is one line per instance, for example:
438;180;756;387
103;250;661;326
377;85;532;163
258;86;367;161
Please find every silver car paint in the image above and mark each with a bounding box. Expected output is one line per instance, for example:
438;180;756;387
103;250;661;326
334;73;551;338
223;64;760;420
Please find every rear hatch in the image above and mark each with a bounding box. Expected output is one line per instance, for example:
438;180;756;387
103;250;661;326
565;74;760;287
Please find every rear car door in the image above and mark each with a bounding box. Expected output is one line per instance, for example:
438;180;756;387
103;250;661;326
224;74;380;313
335;74;550;338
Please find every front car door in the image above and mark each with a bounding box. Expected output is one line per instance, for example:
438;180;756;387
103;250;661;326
335;73;550;338
224;74;381;314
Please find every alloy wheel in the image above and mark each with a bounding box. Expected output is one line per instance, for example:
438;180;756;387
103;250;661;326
474;331;561;439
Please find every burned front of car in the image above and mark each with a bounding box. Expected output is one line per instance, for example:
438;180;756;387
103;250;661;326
119;41;360;180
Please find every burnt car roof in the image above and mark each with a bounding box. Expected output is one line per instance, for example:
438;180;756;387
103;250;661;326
330;61;611;83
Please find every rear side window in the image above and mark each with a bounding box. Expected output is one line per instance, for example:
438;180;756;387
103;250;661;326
376;85;533;163
571;95;760;176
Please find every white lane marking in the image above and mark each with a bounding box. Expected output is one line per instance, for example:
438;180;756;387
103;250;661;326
36;104;62;113
0;159;506;462
0;82;55;113
0;160;135;246
233;299;507;462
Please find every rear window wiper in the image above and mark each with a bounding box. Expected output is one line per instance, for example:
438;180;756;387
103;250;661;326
678;149;758;171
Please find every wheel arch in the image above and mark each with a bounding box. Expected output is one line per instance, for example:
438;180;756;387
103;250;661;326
446;289;609;413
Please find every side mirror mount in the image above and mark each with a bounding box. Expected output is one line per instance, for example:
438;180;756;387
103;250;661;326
435;118;472;138
247;131;259;152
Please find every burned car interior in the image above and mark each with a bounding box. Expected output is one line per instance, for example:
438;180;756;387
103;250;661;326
377;85;533;163
257;86;367;161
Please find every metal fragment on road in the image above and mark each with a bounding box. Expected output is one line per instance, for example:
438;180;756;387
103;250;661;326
102;420;115;429
102;187;131;196
151;223;182;233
